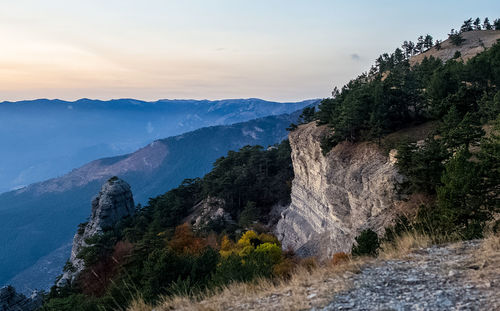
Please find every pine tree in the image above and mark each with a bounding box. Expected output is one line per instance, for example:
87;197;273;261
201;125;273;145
402;41;411;59
407;41;415;57
473;17;481;30
461;18;473;32
477;116;500;214
239;201;258;228
483;17;492;30
436;148;485;239
435;40;442;50
441;109;485;150
423;34;433;50
494;19;500;30
448;29;465;46
415;35;424;54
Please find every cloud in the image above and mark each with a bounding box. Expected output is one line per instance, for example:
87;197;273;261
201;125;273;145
350;53;361;61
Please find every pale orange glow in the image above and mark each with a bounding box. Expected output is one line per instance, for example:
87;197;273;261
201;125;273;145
1;0;497;101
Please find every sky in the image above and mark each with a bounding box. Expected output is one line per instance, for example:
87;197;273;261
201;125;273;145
0;0;499;102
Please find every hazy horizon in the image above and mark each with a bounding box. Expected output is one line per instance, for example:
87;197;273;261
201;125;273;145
1;0;499;102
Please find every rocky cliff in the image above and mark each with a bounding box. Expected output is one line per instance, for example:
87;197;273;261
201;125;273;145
184;197;235;231
276;122;403;259
58;177;135;286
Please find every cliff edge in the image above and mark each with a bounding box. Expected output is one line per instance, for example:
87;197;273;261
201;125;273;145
276;122;403;259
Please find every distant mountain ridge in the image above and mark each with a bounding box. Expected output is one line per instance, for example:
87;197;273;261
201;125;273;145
0;98;316;193
0;108;311;292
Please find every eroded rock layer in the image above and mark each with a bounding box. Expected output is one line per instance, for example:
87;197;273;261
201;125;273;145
276;122;403;259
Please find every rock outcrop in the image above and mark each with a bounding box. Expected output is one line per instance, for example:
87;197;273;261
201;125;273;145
184;197;234;230
58;177;135;286
0;286;42;311
276;122;403;259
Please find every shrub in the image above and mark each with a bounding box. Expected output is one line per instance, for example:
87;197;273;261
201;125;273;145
331;252;350;266
169;223;206;255
352;229;380;257
272;257;295;279
77;222;88;235
255;243;282;265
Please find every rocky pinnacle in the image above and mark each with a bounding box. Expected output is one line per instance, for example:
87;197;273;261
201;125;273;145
57;177;135;286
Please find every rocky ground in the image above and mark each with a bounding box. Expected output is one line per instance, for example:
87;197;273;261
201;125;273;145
318;240;499;311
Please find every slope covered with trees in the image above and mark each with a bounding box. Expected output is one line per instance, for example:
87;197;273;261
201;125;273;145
317;24;500;241
42;22;500;310
43;141;298;310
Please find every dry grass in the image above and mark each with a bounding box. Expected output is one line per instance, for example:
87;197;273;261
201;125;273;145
378;230;431;260
469;231;500;277
126;233;433;311
126;231;499;311
127;258;371;311
379;121;438;154
409;30;500;65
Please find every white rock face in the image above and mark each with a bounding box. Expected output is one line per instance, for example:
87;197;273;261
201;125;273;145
57;177;135;286
276;122;403;259
184;197;234;230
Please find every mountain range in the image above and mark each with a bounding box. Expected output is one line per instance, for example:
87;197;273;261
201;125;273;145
0;106;312;292
0;98;315;193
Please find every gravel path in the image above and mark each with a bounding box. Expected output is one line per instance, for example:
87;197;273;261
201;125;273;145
318;240;499;311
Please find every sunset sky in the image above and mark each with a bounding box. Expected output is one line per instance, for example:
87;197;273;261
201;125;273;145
1;0;499;102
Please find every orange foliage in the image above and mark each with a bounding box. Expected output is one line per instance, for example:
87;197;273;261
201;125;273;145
169;223;206;255
331;252;350;266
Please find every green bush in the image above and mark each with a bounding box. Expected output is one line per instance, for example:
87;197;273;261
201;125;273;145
351;229;380;257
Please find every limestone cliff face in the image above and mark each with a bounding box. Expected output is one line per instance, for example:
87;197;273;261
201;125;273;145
276;122;403;259
58;177;135;286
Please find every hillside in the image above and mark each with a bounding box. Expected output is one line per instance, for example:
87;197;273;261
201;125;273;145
410;30;500;65
0;109;308;292
40;24;500;311
0;98;314;193
133;234;500;310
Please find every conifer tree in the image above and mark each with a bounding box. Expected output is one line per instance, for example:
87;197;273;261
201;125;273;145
461;18;473;32
423;34;433;50
483;17;492;30
435;40;442;50
448;29;465;46
473;17;481;30
415;35;424;53
494;18;500;30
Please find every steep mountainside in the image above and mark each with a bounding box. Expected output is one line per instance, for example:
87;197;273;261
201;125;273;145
276;122;403;259
410;30;500;65
0;98;315;193
0;110;304;292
